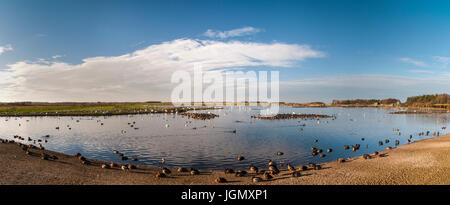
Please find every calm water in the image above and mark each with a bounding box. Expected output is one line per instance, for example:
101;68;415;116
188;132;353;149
1;106;449;170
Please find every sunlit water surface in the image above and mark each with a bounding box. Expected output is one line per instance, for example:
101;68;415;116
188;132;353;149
1;106;449;170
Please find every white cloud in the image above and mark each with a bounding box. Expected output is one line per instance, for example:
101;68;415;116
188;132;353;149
433;56;450;68
0;38;324;102
204;27;262;39
0;44;13;55
399;57;427;67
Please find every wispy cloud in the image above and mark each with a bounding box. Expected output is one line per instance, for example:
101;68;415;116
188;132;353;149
0;44;13;55
433;56;450;68
399;57;427;67
203;27;262;39
52;55;64;59
409;69;434;74
0;39;324;102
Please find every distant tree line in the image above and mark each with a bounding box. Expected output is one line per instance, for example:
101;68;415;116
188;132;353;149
331;98;400;105
405;94;450;106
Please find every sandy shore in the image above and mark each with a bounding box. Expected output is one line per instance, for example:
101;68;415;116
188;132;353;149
1;134;450;185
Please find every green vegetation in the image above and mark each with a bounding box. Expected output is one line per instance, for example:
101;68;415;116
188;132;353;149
405;94;450;108
331;98;400;106
0;102;218;116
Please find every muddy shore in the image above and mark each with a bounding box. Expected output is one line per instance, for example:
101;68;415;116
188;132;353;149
1;134;450;185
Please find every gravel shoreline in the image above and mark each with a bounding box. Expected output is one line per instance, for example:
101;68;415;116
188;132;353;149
1;134;450;185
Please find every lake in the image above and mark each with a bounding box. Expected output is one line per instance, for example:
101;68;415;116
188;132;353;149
0;106;449;170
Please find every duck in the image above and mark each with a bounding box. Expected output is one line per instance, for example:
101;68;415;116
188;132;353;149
337;158;345;163
378;141;383;146
131;157;138;161
319;154;326;158
215;177;227;183
386;146;392;150
372;151;379;156
127;164;136;169
109;162;117;168
121;156;128;161
101;164;109;169
327;148;332;153
237;155;245;161
113;150;119;154
363;154;371;159
277;151;284;156
344;145;349;150
121;165;128;171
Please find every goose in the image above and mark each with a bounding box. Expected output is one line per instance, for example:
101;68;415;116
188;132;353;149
313;164;322;170
287;163;295;171
268;160;276;167
263;172;273;180
235;170;247;177
268;165;280;175
252;177;263;183
156;172;166;178
291;171;301;177
190;169;200;175
224;168;235;174
177;167;188;173
162;167;171;175
237;155;245;161
298;165;308;171
215;177;227;183
249;166;259;173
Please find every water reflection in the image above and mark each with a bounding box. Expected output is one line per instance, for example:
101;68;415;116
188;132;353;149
0;107;449;170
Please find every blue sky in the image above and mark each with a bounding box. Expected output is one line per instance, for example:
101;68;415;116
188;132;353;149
0;0;450;102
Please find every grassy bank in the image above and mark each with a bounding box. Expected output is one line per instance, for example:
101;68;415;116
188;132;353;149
0;102;219;117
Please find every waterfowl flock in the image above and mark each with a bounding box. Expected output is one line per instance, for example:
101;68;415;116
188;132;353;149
0;107;448;184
